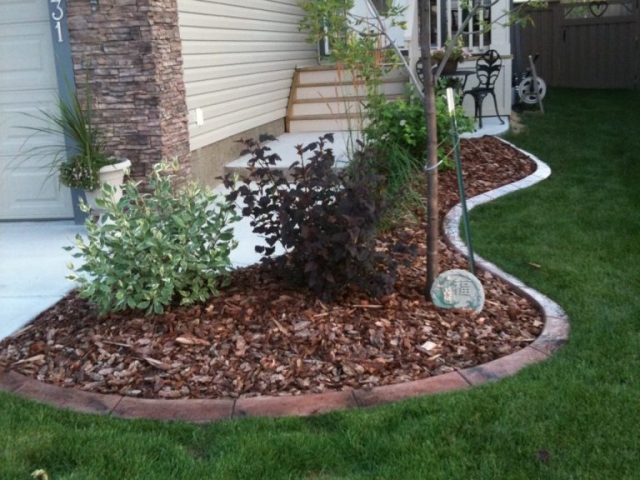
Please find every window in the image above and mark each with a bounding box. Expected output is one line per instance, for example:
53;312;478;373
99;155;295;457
432;0;492;52
371;0;390;15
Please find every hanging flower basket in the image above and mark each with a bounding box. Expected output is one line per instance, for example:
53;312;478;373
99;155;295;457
440;59;459;75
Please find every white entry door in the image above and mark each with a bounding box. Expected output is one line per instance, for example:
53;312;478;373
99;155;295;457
0;0;73;220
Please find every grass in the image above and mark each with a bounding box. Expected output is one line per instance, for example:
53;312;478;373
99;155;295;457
2;89;640;479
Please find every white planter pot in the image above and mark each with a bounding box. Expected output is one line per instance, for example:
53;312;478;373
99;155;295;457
84;158;131;211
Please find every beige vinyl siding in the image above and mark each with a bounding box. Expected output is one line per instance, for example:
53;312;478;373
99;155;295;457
178;0;317;151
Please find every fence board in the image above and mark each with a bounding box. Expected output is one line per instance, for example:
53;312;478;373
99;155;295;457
517;0;638;89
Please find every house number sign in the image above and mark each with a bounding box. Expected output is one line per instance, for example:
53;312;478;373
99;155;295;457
50;0;65;43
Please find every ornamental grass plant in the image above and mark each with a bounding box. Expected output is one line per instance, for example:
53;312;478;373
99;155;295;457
22;80;117;191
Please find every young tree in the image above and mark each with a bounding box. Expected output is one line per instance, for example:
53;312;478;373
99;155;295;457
419;0;544;290
298;0;543;293
418;0;440;291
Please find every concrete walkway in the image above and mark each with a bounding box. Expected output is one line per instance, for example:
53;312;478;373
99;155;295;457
0;119;507;342
0;221;85;340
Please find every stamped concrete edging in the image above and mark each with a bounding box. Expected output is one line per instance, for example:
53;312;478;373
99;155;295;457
0;140;569;423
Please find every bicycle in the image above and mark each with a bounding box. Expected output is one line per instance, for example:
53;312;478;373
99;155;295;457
516;54;547;106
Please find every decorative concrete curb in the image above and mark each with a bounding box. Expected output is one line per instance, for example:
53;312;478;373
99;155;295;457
0;141;569;423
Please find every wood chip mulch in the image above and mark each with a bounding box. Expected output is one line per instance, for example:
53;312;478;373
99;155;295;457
0;136;541;400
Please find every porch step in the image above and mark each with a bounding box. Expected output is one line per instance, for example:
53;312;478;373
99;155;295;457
223;132;354;179
288;114;370;133
286;65;409;133
290;95;401;117
294;81;405;100
291;97;365;117
298;67;407;85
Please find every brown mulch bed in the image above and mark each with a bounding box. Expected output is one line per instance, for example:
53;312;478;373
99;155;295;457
0;136;541;400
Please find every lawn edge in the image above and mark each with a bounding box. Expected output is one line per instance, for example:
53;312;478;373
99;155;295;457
443;136;570;359
0;138;569;422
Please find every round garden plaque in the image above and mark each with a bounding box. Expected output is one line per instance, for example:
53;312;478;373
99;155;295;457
430;269;485;314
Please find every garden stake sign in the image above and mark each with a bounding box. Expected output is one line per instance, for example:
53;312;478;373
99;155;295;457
431;89;485;314
447;88;476;275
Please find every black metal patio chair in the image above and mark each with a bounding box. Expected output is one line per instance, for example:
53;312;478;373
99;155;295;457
462;50;505;129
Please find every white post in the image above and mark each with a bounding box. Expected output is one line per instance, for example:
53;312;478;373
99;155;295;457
403;0;421;73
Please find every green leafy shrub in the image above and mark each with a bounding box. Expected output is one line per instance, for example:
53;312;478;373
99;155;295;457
297;0;405;95
66;160;239;315
363;85;474;178
364;87;428;161
222;134;394;299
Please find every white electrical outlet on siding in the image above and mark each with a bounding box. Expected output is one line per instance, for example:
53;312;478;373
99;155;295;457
196;108;204;126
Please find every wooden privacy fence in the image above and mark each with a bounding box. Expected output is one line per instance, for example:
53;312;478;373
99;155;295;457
516;0;640;89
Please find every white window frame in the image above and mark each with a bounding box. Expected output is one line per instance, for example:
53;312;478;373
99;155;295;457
434;0;492;52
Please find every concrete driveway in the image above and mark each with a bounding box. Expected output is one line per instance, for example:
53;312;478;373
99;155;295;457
0;221;84;340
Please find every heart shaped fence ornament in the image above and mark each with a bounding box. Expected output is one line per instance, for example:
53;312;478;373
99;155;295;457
589;0;608;17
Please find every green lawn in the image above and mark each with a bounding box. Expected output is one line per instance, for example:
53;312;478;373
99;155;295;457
2;90;640;479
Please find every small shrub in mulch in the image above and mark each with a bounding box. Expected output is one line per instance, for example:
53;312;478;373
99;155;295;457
222;133;393;300
66;160;239;316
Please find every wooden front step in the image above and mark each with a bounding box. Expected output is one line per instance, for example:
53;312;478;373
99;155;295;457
286;65;409;133
298;67;408;85
288;115;369;133
291;97;364;117
294;81;405;100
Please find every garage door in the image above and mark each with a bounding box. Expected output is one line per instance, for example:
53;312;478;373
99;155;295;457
0;0;73;220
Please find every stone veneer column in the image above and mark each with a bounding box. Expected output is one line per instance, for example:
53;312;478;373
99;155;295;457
66;0;191;184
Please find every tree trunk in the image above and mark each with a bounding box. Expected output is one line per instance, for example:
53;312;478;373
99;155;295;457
418;0;440;294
